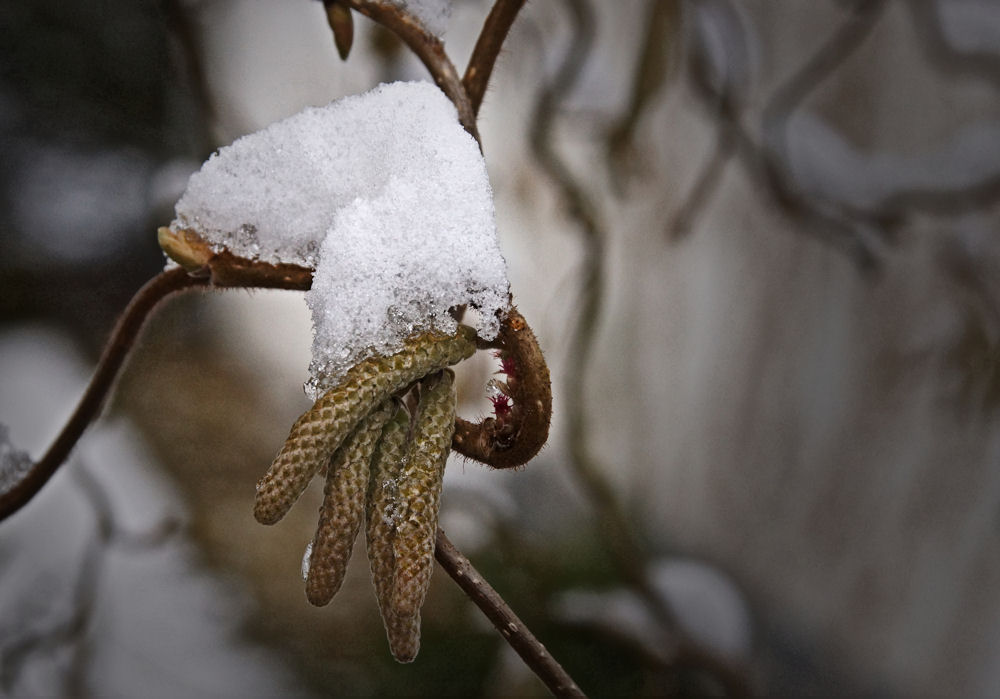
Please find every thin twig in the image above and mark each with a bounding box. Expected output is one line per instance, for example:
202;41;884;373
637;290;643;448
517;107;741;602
0;268;208;522
463;0;527;117
434;528;586;698
343;0;479;142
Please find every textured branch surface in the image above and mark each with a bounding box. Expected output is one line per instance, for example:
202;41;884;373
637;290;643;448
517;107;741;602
463;0;527;116
452;307;552;468
434;528;587;697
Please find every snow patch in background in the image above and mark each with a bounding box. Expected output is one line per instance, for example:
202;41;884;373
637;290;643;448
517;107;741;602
787;112;1000;211
395;0;452;36
0;423;32;498
170;81;509;397
552;558;751;662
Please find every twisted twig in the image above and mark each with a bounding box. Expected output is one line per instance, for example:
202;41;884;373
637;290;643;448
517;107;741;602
0;268;208;523
453;307;552;468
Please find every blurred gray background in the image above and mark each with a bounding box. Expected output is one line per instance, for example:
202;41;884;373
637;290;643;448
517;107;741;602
2;0;1000;695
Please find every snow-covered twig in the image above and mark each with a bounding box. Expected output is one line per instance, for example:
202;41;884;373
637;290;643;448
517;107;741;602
343;1;479;142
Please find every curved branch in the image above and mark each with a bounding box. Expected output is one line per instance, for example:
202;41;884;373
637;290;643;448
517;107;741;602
434;527;586;697
452;307;552;468
761;0;889;165
0;268;209;522
463;0;527;117
343;1;479;143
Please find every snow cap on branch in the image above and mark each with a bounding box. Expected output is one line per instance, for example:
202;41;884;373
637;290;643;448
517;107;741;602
170;81;509;397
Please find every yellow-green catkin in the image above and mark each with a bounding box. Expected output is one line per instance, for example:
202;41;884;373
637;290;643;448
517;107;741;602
366;402;410;613
365;402;422;662
254;327;475;525
390;370;457;620
306;400;394;606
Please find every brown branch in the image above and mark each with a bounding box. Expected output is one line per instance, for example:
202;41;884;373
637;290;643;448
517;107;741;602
343;0;479;143
462;0;526;117
434;527;586;698
0;267;209;522
452;307;552;468
761;0;889;166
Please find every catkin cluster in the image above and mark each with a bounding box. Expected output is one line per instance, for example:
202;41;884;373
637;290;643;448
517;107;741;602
254;326;475;661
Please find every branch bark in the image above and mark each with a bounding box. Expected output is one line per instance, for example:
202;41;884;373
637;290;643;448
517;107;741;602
434;528;586;697
0;268;209;522
463;0;527;117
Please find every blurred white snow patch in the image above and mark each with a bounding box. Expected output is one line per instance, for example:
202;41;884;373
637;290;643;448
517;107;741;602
936;0;1000;53
10;145;152;264
0;324;314;698
553;558;751;662
440;451;520;553
787;113;1000;211
148;158;200;218
170;81;509;397
0;423;32;497
394;0;451;36
652;559;751;658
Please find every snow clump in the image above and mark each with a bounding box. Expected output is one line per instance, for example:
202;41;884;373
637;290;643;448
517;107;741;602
170;81;509;398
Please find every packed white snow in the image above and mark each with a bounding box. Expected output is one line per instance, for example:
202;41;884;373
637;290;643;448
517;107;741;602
394;0;451;36
169;81;510;397
0;423;33;497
